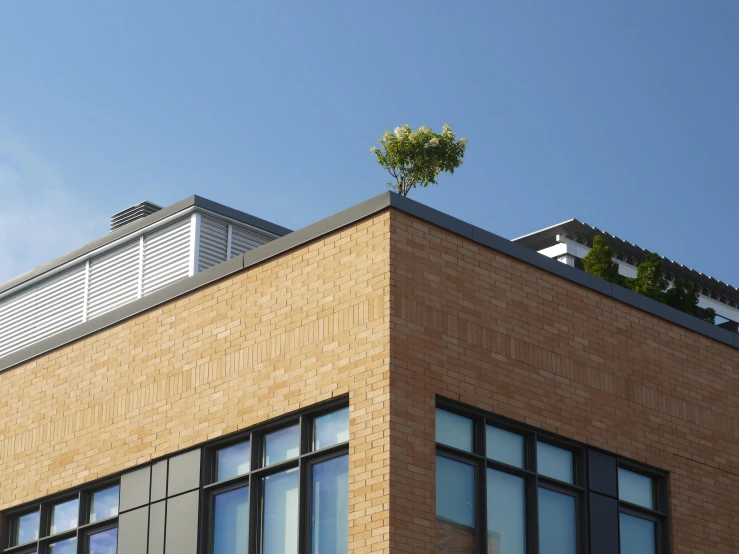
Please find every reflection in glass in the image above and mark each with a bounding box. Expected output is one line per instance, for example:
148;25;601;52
487;469;525;554
88;528;118;554
618;468;654;509
14;510;39;545
51;498;79;534
217;441;251;481
436;455;475;554
213;486;249;554
436;409;473;452
538;488;576;554
619;513;655;554
313;408;350;450
486;426;524;468
264;425;300;467
90;486;120;522
262;468;299;554
311;455;349;554
48;537;77;554
537;443;573;483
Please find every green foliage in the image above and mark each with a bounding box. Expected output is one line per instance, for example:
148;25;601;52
581;236;621;285
625;252;667;302
702;307;717;325
663;277;701;316
583;235;717;325
370;124;467;196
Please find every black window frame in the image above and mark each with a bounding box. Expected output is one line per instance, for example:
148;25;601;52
435;396;669;554
616;463;669;554
2;398;350;554
200;397;350;554
1;477;120;554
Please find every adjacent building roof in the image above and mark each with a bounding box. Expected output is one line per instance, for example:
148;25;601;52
514;218;739;309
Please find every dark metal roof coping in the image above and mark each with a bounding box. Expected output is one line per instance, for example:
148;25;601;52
0;192;735;373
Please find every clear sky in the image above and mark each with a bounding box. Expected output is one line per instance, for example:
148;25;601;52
0;1;737;286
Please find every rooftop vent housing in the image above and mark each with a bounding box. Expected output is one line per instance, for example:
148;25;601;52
110;201;163;232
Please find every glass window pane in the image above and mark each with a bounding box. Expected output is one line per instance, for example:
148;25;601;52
436;455;475;554
619;513;655;554
487;469;525;554
217;441;251;481
13;510;39;545
486;426;524;468
261;468;299;554
436;409;473;452
213;486;249;554
311;455;349;554
537;442;573;483
90;486;120;523
48;537;77;554
263;425;300;467
618;468;654;509
538;488;576;554
88;528;118;554
50;498;79;534
313;408;350;451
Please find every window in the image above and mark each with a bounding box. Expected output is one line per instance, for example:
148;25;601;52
2;401;349;554
205;401;350;554
435;399;668;554
618;468;663;554
3;482;119;554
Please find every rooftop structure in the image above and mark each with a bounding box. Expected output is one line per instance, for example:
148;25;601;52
514;218;739;332
0;196;290;360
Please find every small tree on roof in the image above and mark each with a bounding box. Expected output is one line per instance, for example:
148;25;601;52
625;252;668;302
370;124;467;197
582;236;621;285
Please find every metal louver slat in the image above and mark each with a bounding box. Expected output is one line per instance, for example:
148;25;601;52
142;217;191;295
230;225;272;258
0;207;280;361
0;266;85;357
198;216;228;272
87;241;140;319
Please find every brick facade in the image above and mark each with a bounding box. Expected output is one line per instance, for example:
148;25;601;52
0;213;392;553
1;207;737;553
388;210;739;553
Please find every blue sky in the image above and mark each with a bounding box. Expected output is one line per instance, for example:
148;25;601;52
0;1;737;285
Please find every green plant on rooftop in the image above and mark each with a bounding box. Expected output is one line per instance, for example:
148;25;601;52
664;277;716;324
624;252;667;302
582;236;622;285
583;235;717;325
370;124;467;197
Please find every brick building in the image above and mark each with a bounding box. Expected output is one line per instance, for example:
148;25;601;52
0;192;737;554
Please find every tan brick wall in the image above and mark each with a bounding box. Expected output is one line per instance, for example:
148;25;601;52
3;206;738;553
388;210;739;554
0;213;392;553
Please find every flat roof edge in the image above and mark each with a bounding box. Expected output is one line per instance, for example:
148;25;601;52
0;191;735;372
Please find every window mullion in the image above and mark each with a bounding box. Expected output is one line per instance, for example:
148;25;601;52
530;473;539;554
298;455;307;554
476;458;486;554
248;474;259;554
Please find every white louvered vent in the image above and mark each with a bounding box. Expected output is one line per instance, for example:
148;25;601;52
230;225;272;258
198;216;228;272
87;241;140;319
0;266;85;357
0;205;282;360
142;217;191;295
